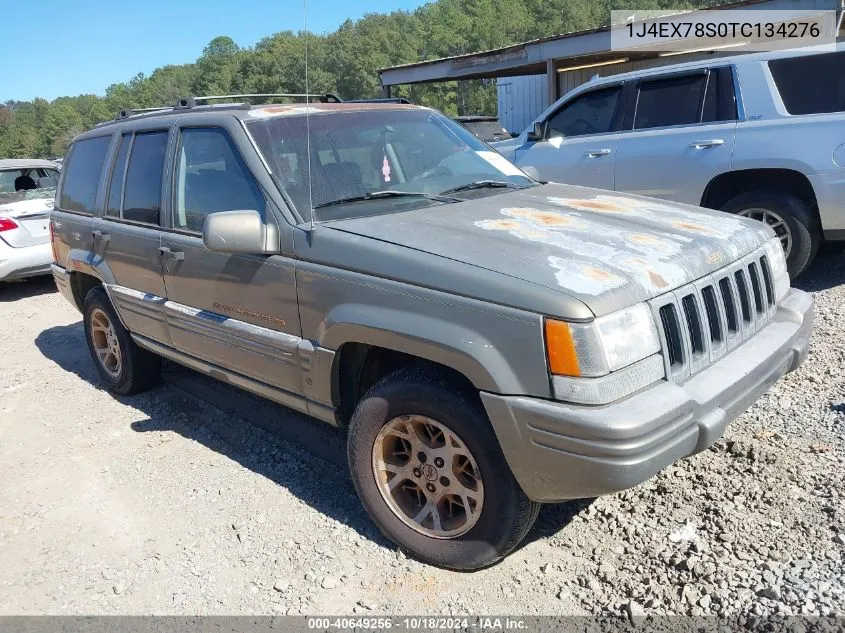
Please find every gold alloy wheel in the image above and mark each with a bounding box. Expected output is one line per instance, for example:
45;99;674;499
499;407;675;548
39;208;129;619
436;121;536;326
372;414;484;539
90;307;122;378
737;207;793;258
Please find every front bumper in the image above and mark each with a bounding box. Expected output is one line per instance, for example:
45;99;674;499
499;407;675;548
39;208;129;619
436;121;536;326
482;288;813;502
0;240;52;281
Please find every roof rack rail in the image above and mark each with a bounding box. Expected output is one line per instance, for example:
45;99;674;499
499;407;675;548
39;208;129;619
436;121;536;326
345;97;412;104
187;93;343;105
116;106;173;120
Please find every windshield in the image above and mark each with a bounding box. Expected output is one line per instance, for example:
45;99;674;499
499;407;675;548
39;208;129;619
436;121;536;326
246;108;535;221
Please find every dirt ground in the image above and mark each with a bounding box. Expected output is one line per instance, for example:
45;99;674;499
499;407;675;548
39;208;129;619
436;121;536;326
0;249;842;616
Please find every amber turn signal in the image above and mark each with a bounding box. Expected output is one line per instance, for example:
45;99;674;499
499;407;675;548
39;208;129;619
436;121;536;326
544;318;581;377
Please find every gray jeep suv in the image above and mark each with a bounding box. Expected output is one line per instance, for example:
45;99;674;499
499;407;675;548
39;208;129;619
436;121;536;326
50;97;813;570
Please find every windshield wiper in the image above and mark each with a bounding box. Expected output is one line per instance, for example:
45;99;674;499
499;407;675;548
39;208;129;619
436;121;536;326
440;180;528;195
312;190;461;210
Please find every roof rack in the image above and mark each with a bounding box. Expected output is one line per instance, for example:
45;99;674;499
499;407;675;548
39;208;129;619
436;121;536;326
187;93;343;105
111;92;343;122
345;97;412;104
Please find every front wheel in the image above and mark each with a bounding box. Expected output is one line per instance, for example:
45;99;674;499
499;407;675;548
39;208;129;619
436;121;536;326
721;190;820;278
347;365;540;571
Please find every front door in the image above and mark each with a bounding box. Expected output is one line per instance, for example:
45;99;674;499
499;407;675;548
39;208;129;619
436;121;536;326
160;126;304;395
613;68;738;206
511;84;623;190
96;131;169;343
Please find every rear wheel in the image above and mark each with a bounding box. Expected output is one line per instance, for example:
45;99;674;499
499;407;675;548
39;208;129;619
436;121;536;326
721;190;820;278
347;365;540;570
83;286;160;395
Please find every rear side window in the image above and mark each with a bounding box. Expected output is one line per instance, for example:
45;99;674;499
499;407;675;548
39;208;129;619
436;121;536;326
122;132;168;225
547;86;620;138
769;51;845;115
635;74;707;129
105;134;131;217
701;67;738;123
59;136;111;214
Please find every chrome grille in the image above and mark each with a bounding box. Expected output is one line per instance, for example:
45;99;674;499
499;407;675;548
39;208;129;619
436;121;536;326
649;245;777;383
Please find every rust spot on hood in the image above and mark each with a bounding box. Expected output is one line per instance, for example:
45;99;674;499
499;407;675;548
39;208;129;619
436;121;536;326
629;233;658;245
671;220;719;236
478;219;522;231
560;198;629;213
585;267;618;282
647;270;669;288
504;207;580;227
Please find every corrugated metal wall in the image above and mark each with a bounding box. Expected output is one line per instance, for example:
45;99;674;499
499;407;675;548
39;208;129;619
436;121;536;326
496;74;549;135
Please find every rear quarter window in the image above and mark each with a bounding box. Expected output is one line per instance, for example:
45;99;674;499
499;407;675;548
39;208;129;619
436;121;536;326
769;51;845;115
59;136;112;215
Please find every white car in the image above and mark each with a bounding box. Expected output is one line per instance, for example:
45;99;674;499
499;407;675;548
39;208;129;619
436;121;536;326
0;159;59;282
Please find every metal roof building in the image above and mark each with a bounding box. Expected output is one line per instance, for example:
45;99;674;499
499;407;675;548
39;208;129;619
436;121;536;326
378;0;844;133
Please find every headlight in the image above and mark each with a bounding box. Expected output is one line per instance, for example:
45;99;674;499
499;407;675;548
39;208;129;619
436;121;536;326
545;303;664;405
763;237;790;303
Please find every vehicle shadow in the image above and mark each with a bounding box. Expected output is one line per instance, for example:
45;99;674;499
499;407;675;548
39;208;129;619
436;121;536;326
0;276;56;302
793;243;845;293
35;321;595;563
33;321;391;550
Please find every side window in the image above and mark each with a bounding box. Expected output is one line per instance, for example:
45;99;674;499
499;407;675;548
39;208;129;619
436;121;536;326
546;86;621;138
122;131;168;225
173;128;265;233
105;134;131;217
634;74;707;130
58;136;111;214
701;67;738;123
769;51;845;115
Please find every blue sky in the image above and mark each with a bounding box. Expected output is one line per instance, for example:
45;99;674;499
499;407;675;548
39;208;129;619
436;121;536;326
3;0;427;102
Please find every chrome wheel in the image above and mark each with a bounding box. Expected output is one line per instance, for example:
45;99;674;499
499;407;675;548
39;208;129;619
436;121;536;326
372;415;484;539
737;207;792;258
90;307;121;377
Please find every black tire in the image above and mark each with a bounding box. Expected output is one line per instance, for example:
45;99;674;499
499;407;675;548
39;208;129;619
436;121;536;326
347;365;540;571
82;286;160;395
721;190;820;279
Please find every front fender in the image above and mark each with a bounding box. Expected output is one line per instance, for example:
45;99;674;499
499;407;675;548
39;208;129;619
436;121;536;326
319;304;518;394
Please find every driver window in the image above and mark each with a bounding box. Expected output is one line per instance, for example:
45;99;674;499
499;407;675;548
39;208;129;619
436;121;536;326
173;127;265;233
546;86;621;139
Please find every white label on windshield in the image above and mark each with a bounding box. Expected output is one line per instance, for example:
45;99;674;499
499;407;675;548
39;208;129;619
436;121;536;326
476;150;525;177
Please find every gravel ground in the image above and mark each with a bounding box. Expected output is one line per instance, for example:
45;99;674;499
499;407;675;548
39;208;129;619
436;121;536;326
0;247;843;618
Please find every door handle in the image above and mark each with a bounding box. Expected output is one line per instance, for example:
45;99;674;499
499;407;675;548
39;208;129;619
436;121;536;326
585;149;612;158
690;139;724;149
92;229;111;246
158;246;184;261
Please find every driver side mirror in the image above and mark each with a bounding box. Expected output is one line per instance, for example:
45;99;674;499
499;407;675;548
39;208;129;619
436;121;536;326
526;121;545;142
202;210;280;255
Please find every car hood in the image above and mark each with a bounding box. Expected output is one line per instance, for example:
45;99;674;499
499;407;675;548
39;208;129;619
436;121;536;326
325;183;774;317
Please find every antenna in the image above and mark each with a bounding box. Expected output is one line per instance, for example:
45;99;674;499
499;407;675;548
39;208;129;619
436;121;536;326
303;0;315;233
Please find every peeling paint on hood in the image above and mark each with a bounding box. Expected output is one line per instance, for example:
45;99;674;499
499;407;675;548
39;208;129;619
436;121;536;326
325;183;774;317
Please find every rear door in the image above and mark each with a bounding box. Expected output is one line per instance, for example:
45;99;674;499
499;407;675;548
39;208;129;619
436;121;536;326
95;129;170;343
511;83;624;189
51;135;113;273
613;67;738;205
160;122;304;395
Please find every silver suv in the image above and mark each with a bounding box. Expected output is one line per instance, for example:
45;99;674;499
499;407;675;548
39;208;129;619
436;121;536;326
497;44;845;278
50;97;812;570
